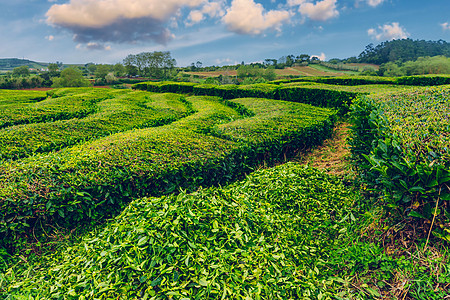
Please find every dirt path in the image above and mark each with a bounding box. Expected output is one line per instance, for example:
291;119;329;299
294;122;351;177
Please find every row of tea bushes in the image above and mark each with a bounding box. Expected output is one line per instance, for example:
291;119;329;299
0;88;113;129
134;81;358;114
271;75;450;86
0;95;336;250
349;86;450;239
272;76;396;86
2;163;359;299
0;90;47;107
0;91;193;161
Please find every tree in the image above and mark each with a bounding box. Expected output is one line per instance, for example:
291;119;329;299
296;54;310;64
123;51;176;78
113;63;126;77
357;39;450;65
264;59;277;66
263;67;276;81
48;63;59;73
12;66;30;77
123;54;138;76
95;64;112;79
52;67;92;87
85;63;97;75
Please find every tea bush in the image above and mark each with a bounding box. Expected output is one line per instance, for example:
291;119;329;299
2;163;359;299
0;91;192;160
349;86;450;240
0;94;335;250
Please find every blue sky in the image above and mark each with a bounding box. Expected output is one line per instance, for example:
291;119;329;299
0;0;449;66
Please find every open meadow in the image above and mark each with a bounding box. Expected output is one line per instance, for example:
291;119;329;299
0;76;450;299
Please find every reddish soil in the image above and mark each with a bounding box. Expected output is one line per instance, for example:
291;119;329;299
291;66;344;76
19;87;54;91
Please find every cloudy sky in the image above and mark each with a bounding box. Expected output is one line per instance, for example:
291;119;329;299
0;0;449;66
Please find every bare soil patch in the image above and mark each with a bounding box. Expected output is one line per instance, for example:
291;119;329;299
294;122;351;177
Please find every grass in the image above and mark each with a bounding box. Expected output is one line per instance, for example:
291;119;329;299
308;64;360;76
294;122;352;178
293;116;450;300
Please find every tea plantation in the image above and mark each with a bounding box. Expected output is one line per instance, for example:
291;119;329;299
0;77;449;299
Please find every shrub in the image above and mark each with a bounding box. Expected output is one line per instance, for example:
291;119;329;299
349;86;450;240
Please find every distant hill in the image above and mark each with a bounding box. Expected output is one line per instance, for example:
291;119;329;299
356;39;450;65
0;58;48;71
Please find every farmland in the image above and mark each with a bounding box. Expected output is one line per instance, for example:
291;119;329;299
1;77;450;298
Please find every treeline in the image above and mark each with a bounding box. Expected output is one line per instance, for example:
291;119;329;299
354;39;450;65
378;55;450;76
123;51;176;78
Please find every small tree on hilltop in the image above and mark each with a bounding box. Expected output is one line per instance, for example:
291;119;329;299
12;66;30;77
52;68;92;87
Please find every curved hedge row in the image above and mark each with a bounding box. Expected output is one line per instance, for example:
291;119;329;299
349;86;450;239
271;75;450;86
0;88;112;129
0;94;336;250
134;81;358;114
2;163;358;299
0;92;193;161
0;90;47;106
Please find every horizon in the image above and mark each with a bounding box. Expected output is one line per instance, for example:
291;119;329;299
1;1;449;67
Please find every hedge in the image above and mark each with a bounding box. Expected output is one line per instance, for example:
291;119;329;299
134;81;197;94
2;163;358;299
0;91;193;161
0;95;336;250
270;76;396;86
133;82;357;114
0;88;111;129
271;75;450;86
0;90;47;106
348;86;450;240
395;75;450;86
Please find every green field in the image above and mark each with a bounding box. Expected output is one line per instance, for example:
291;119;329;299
1;80;449;299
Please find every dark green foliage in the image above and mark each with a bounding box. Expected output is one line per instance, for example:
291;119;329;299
271;76;396;86
349;87;450;235
0;91;192;160
0;88;108;129
134;81;197;94
2;163;358;299
276;86;356;114
134;81;356;114
357;39;450;65
0;92;335;251
193;84;239;99
52;68;92;88
379;56;450;76
395;75;450;86
272;75;450;86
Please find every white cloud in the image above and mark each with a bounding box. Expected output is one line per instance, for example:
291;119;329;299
202;1;226;18
366;0;384;7
287;0;307;6
76;42;112;51
46;0;205;44
186;1;226;26
46;35;55;41
311;52;326;61
215;57;239;65
47;0;204;28
294;0;339;22
222;0;291;35
368;22;409;41
187;10;205;26
441;22;450;31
